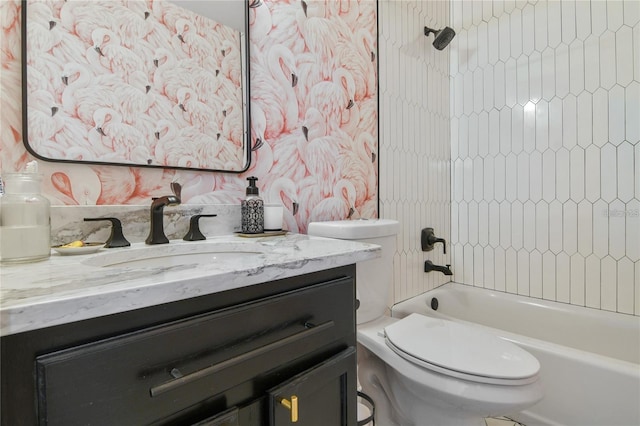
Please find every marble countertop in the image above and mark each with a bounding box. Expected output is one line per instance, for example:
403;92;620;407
0;233;380;336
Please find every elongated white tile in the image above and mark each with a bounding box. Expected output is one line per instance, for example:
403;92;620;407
584;35;600;93
569;40;585;95
599;31;617;90
542;149;556;202
609;199;627;260
499;13;511;62
522;4;535;55
570;147;585;201
570;254;586;306
513;101;525;151
601;256;617;312
487;17;500;65
625;82;640;144
479;201;489;246
563;200;578;256
474;157;484;202
517;249;529;295
555;43;570;99
609;85;626;146
626;199;640;261
523;200;536;251
529;151;542;202
556;148;570;203
494;61;506;108
505;58;518;108
541;47;556;101
489;109;501;154
511;201;523;250
549;97;564;151
484;246;495;289
585;254;601;308
593;88;609;147
529;51;542;102
500;108;512;154
484;155;495;200
618;142;635;203
577;200;594;256
506;248;518;294
617;257;635;314
517;152;529;201
500;201;512;249
608;0;624;31
534;1;548;51
494;154;506;202
562;95;577;149
557;252;571;303
536;99;549;150
549;200;563;254
616;25;634;87
585;145;601;202
529;250;542;298
547;0;562;47
489;201;501;248
593;200;610;258
591;0;608;36
536;201;550;252
494;246;506;292
601;144;617;203
575;0;591;40
505;153;518;202
474;245;484;286
542;250;556;300
561;0;576;44
577;92;593;148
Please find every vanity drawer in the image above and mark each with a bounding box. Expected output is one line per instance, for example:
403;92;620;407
35;277;355;425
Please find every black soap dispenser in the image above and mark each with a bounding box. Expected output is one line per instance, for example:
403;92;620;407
241;176;264;234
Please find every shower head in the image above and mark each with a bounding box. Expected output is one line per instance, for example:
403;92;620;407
424;26;456;50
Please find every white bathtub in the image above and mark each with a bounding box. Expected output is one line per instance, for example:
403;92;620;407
392;283;640;426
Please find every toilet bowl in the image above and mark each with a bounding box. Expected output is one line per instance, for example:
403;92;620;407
307;219;542;426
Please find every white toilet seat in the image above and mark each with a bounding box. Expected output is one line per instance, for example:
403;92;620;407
383;313;540;385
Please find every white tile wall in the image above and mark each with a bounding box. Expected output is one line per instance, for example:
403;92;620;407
450;0;640;316
378;0;452;303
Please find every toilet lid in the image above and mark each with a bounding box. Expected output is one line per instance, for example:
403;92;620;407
384;313;540;384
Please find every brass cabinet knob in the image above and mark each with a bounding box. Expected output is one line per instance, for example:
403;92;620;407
279;395;299;423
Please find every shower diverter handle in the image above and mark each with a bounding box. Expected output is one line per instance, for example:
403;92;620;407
421;227;447;254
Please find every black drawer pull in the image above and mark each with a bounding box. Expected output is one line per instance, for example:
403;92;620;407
150;320;335;397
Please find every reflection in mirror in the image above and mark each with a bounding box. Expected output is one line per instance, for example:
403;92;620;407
22;0;250;172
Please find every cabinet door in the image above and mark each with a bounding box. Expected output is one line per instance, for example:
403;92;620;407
268;346;357;426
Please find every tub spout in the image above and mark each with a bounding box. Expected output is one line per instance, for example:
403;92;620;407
424;260;453;276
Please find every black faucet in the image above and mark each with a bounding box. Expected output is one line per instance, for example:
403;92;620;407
424;260;453;276
145;183;181;245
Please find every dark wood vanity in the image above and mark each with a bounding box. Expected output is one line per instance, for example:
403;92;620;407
1;265;358;425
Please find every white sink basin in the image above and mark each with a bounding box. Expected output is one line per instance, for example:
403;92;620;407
82;242;266;268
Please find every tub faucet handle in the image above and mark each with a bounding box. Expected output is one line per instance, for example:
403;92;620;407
421;227;447;254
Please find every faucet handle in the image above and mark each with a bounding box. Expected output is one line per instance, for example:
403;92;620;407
170;182;182;199
183;214;217;241
421;227;447;254
84;217;131;248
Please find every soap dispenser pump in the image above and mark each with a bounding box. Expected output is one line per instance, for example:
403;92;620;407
241;176;264;234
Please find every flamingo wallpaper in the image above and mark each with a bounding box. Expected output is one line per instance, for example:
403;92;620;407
0;0;378;233
24;0;246;171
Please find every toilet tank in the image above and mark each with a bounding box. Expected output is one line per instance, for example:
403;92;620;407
307;219;399;324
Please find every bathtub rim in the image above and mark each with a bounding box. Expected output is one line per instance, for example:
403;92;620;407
391;282;640;376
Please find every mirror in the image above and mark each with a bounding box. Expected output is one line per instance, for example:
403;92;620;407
22;0;250;172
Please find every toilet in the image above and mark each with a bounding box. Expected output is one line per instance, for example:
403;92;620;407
308;219;542;426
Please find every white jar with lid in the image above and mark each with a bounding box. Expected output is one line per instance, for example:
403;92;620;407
0;161;51;263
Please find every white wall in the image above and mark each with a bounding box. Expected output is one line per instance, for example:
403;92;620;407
449;0;640;315
378;0;452;303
